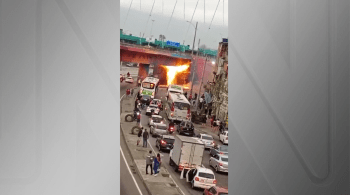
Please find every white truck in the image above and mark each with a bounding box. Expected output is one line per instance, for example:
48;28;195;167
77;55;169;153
169;135;205;173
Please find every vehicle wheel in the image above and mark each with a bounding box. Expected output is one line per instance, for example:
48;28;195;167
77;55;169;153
131;126;141;135
215;166;219;173
125;114;134;122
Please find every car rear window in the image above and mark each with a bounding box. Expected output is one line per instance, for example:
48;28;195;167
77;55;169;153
174;102;190;110
202;136;213;140
164;138;175;144
198;172;215;179
221;157;228;162
156;125;167;130
152;117;162;123
220;145;228;152
219;193;228;195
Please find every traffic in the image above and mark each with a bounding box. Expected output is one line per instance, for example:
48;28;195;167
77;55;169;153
124;71;228;195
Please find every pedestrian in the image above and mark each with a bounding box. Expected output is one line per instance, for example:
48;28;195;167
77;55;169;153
126;88;130;98
127;72;130;77
136;111;141;127
146;150;154;175
189;93;192;102
184;91;188;99
194;93;198;101
153;154;160;176
143;129;149;147
157;153;162;171
210;116;215;131
137;127;143;146
208;102;212;116
134;99;138;110
131;88;134;96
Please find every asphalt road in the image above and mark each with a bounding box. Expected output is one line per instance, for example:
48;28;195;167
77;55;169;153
140;88;228;195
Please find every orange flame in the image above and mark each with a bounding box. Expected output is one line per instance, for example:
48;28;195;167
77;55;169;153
162;65;190;86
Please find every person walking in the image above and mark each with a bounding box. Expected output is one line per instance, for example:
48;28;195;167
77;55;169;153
143;129;149;147
131;88;134;96
137;127;144;146
136;110;141;127
146;150;154;175
153;154;160;176
126;88;130;98
157;153;162;172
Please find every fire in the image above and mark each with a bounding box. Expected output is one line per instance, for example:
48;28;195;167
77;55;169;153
163;65;189;85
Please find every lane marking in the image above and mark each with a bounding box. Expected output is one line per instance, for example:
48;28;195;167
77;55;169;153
120;148;143;195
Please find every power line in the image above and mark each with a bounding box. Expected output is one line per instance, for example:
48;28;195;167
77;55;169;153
123;0;134;29
209;0;220;30
183;0;200;44
142;0;156;38
223;0;224;25
166;0;178;31
204;0;205;24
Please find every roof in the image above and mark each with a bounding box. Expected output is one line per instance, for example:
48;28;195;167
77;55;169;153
162;135;175;139
168;93;190;104
196;167;214;174
200;133;213;138
176;135;204;145
169;85;183;90
153;122;167;127
152;99;161;101
142;77;159;83
151;115;163;118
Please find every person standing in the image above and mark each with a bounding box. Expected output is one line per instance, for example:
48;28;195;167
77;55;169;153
137;127;144;146
127;72;130;77
153;155;160;176
131;88;134;96
143;129;149;147
146;150;153;175
157;153;162;172
136;111;141;127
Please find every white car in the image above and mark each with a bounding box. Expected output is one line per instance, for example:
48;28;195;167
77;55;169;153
219;131;228;145
146;104;160;116
209;154;228;173
125;77;134;83
149;115;164;127
186;167;216;189
150;123;168;137
196;134;215;149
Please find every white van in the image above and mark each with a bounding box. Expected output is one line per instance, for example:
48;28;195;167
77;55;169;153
165;93;191;122
166;84;184;97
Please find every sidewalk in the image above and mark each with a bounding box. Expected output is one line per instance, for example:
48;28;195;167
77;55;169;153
120;89;183;195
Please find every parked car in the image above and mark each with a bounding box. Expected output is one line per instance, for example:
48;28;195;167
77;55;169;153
209;154;228;173
148;115;164;127
203;186;229;195
219;131;228;145
125;77;134;83
146;104;160;116
186;167;216;189
150;123;168;137
156;135;175;152
125;62;133;67
210;144;228;156
196;134;215;149
140;94;152;106
176;121;195;136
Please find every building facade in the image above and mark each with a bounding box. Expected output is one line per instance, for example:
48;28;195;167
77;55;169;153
211;39;228;123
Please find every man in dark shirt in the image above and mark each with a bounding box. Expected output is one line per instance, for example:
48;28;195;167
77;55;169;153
143;129;149;147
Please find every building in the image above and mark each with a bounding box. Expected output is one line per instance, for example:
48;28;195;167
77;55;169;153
210;39;228;123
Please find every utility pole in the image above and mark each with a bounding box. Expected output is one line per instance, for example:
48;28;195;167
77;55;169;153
191;22;198;56
190;39;200;95
196;54;208;111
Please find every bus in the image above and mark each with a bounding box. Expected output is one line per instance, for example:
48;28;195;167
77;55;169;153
166;84;184;97
165;93;191;123
140;77;160;99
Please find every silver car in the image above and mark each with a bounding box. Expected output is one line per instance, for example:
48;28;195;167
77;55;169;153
209;154;228;173
150;123;168;137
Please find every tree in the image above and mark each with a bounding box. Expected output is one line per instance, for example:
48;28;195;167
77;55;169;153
200;44;207;49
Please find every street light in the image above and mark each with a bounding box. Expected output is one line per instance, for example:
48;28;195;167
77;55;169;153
212;61;215;65
186;21;198;56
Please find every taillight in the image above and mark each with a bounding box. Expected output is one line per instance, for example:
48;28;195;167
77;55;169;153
219;163;223;166
219;152;223;155
171;112;174;117
195;177;199;181
213;179;217;184
171;102;174;112
160;140;166;146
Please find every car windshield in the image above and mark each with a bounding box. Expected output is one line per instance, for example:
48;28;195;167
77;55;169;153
169;91;181;94
164;138;175;144
142;82;155;89
156;125;167;130
221;157;228;162
127;77;132;79
174;102;190;110
202;136;213;140
198;172;214;179
149;105;158;108
219;145;228;152
152;117;162;123
142;95;151;99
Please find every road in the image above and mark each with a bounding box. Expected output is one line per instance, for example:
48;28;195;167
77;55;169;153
120;80;150;195
120;66;228;195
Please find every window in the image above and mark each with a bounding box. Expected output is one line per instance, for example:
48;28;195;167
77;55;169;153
174;102;190;110
198;172;214;179
142;82;155;89
218;193;228;195
156;125;167;130
152;117;162;123
202;136;213;140
221;157;228;162
164;138;175;144
219;145;228;152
